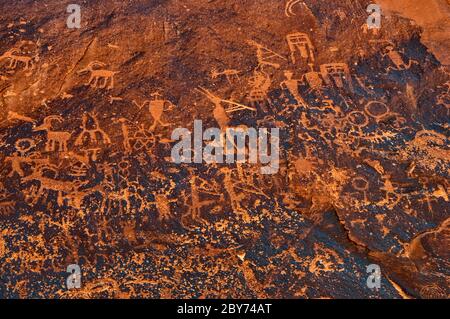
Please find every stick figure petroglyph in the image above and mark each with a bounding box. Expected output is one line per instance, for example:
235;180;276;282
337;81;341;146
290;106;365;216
78;61;118;89
181;170;223;228
33;115;71;152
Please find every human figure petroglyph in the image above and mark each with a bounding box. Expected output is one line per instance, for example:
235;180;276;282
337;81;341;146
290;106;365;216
133;92;175;131
286;32;315;64
0;48;33;70
153;193;177;222
75;113;111;146
378;174;401;209
320;63;354;92
247;40;287;69
6;138;50;178
211;68;241;84
78;61;118;89
182;171;223;228
220;167;246;216
33;115;71;152
280;70;308;110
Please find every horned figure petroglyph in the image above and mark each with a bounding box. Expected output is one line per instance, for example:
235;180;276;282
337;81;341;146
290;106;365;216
286;32;315;64
211;68;241;84
78;61;118;89
320;63;354;92
133;92;175;131
34;115;71;152
0;48;32;70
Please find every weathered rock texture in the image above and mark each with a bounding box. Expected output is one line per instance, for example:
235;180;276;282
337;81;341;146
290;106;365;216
0;0;448;299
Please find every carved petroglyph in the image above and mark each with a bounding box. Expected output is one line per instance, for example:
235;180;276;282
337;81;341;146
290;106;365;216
302;64;324;93
286;32;315;64
78;61;118;89
280;70;308;110
133;92;175;131
382;44;418;71
248;69;272;112
119;118;156;154
75;113;111;160
247;40;287;69
33;115;71;152
320;63;354;92
22;164;89;206
211;68;240;84
0;48;33;70
196;87;255;130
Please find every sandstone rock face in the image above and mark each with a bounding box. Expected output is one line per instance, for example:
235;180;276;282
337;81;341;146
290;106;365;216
0;0;448;299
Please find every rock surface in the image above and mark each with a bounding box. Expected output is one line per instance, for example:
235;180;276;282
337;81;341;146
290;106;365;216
0;0;448;298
